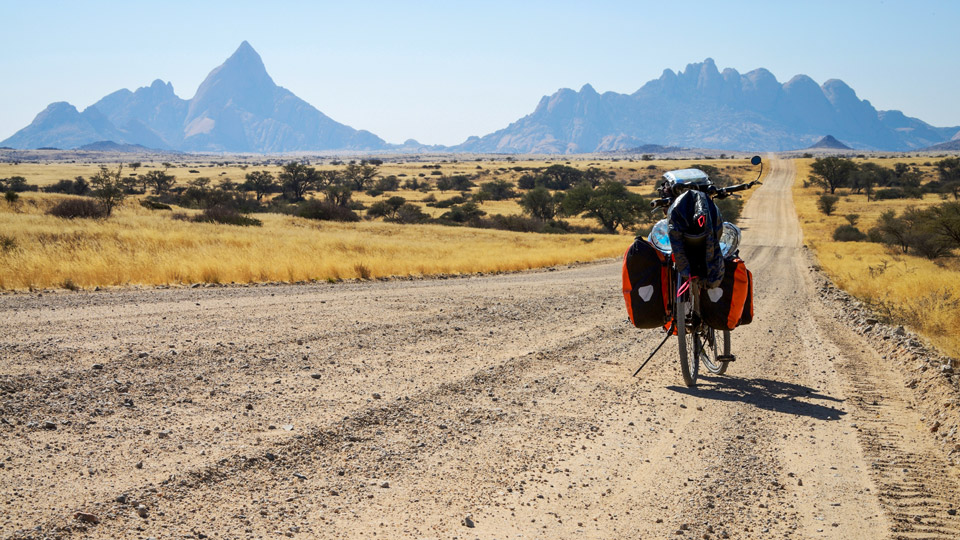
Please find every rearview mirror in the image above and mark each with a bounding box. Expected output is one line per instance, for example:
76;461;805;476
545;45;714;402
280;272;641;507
750;155;762;166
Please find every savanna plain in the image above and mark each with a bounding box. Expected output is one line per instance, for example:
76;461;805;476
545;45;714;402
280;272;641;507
1;153;960;540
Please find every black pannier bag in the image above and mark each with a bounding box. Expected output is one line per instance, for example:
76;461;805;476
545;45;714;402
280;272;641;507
700;257;752;331
622;238;670;328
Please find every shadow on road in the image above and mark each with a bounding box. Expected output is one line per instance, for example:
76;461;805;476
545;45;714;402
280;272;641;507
667;375;846;421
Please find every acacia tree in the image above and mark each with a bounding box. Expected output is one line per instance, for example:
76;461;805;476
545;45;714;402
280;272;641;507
937;157;960;199
343;161;380;191
519;186;562;220
244;170;276;201
583;181;647;232
279;162;318;201
90;165;126;216
140;169;176;195
809;157;858;194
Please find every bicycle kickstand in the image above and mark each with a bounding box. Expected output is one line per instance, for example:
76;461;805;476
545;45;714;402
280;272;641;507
633;322;675;377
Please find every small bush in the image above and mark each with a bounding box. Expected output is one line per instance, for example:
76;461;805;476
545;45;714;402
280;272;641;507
873;187;923;200
5;191;18;204
61;278;80;291
715;197;744;225
817;194;840;216
140;199;172;210
193;205;262;227
833;224;867;242
428;195;467;208
353;262;372;280
48;198;107;219
297;200;360;222
0;176;39;192
0;235;16;251
387;203;429;224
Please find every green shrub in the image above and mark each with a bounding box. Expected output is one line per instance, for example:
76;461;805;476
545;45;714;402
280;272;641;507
817;194;840;216
386;203;429;224
140;199;172;210
833;224;866;242
715;197;743;224
193;205;262;226
297;199;360;222
873;187;923;200
47;198;107;219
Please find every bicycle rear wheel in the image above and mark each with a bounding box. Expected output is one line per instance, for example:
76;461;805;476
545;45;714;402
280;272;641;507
676;298;699;387
701;327;729;375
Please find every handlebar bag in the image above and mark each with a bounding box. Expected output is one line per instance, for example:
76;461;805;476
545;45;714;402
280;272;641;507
701;257;752;331
622;238;670;328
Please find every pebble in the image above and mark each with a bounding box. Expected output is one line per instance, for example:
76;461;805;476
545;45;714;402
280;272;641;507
136;504;149;518
42;420;57;430
245;403;254;410
74;512;100;524
115;494;128;504
92;364;104;370
310;373;322;380
372;393;382;400
464;516;475;528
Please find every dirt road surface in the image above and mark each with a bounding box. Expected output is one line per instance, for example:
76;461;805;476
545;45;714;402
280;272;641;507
2;159;959;539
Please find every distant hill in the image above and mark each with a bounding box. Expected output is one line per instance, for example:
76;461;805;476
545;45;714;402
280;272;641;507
452;59;959;153
77;140;158;152
2;42;388;153
806;135;852;150
617;143;685;154
923;139;960;151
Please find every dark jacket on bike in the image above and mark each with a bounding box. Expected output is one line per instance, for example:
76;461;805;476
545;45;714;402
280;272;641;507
668;190;724;288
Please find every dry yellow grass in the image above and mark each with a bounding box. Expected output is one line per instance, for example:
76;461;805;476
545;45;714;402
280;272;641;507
793;157;960;359
0;156;764;291
0;193;626;291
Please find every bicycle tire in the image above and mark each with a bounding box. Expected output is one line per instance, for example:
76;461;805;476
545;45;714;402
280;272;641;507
676;298;699;386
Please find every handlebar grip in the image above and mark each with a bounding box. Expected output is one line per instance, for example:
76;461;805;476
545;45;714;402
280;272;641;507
650;198;671;209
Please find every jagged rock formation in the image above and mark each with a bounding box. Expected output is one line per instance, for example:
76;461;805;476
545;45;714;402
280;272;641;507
2;42;387;152
453;59;958;153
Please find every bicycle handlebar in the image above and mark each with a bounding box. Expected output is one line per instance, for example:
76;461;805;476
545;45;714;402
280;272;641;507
650;197;671;209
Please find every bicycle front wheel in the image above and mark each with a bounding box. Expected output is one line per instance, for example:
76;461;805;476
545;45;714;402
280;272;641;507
676;298;699;387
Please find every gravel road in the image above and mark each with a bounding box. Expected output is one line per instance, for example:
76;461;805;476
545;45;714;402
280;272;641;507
2;159;959;539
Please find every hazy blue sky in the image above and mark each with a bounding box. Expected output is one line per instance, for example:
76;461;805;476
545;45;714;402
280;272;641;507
2;0;958;145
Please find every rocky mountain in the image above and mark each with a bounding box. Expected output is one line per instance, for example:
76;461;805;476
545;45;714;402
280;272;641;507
454;59;959;153
806;135;852;150
2;42;388;152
